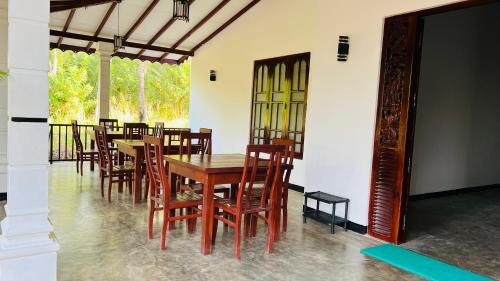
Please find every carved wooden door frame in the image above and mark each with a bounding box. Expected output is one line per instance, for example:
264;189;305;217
368;0;498;244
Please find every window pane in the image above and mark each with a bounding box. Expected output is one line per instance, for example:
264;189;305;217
292;61;299;91
289;103;297;132
299;60;307;90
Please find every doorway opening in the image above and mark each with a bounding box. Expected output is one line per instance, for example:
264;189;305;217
402;2;500;278
368;0;500;258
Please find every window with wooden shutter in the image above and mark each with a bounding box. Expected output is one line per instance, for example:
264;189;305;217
250;53;310;159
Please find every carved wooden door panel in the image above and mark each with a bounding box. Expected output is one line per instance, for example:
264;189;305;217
368;15;420;244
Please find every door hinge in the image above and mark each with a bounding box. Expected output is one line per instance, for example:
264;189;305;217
407;158;412;174
412;94;417;108
402;215;407;230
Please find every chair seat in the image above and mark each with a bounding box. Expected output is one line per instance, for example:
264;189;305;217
112;164;135;173
80;150;99;155
215;197;269;214
152;191;202;207
181;183;230;194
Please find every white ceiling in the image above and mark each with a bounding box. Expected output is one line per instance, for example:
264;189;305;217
50;0;253;62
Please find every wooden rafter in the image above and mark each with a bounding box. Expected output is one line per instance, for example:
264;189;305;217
51;43;178;65
56;9;76;47
167;0;261;64
86;2;117;51
190;0;261;53
135;0;197;59
123;0;159;40
51;0;115;13
158;0;230;62
51;30;194;56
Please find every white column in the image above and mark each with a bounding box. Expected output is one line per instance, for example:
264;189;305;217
97;42;114;120
0;0;59;280
0;1;8;195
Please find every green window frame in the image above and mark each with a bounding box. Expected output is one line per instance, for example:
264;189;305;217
249;52;310;159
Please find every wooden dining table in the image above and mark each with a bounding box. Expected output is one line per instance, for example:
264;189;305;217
113;138;187;204
164;154;292;255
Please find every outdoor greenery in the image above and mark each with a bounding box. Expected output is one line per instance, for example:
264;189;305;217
48;49;190;126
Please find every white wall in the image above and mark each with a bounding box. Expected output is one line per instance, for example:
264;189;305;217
189;0;466;226
410;3;500;195
0;0;7;194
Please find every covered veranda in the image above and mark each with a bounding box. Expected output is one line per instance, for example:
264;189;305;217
0;0;498;280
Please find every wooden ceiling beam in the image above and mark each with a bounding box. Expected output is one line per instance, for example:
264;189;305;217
190;0;261;53
158;0;230;62
135;0;196;59
123;0;159;40
51;29;194;56
56;9;76;47
86;2;117;51
51;0;115;13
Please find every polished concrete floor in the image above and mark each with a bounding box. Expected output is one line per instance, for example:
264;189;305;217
404;188;500;280
2;163;424;281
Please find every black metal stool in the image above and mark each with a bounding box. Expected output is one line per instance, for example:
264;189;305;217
303;191;349;234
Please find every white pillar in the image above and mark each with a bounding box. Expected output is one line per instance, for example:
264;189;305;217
97;42;114;120
0;0;59;280
0;1;8;195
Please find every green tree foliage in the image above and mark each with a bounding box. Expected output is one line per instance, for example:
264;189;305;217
48;49;190;127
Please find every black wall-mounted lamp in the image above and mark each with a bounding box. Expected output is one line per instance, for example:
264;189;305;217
337;36;349;61
210;70;216;81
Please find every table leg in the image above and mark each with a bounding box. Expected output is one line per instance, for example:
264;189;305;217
201;175;215;255
303;195;308;223
90;139;95;171
133;150;143;204
344;202;349;231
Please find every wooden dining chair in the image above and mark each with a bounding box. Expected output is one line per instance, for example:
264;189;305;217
123;122;149;140
212;144;285;259
249;138;295;235
99;118;119;131
143;135;202;250
71;120;99;176
153;122;164;138
178;132;230;198
164;128;190;141
94;126;134;202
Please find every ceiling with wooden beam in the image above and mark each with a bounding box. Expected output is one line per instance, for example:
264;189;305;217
50;0;261;64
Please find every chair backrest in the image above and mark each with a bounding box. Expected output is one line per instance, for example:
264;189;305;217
199;128;212;134
71;120;83;153
143;135;166;199
99;118;119;131
179;132;212;156
236;144;285;211
162;130;183;155
271;138;295;187
163;128;191;141
153;122;164;138
123;122;149;140
94;125;112;171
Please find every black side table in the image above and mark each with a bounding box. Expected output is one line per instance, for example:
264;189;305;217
303;191;349;234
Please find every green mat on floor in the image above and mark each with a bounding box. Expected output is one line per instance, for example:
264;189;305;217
361;244;493;281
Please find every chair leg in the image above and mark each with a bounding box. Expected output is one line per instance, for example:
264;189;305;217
235;214;242;260
108;176;113;202
80;157;84;176
243;214;251;239
143;175;150;200
148;201;155;240
250;215;258;237
76;155;79;174
282;189;288;232
161;208;170;251
127;174;133;195
212;208;219;245
100;173;105;198
266;210;274;254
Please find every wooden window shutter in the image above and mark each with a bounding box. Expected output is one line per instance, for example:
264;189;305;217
368;15;419;243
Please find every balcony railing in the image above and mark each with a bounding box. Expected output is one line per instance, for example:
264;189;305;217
49;123;96;163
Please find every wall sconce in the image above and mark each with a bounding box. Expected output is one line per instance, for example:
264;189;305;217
337;36;349;61
210;70;216;81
